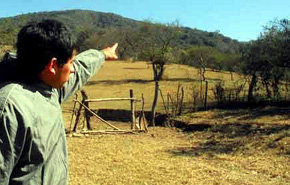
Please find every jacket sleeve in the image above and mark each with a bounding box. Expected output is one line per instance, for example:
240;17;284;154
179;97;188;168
0;100;26;185
57;49;105;103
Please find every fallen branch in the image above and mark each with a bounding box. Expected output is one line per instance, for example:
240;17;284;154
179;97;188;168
85;98;141;102
74;99;120;130
79;130;145;135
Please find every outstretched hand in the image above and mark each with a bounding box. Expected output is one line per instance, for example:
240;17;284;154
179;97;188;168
102;43;118;60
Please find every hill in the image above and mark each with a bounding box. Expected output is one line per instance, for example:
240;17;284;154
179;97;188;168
0;9;242;54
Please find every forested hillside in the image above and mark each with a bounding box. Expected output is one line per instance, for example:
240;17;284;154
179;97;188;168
0;9;241;54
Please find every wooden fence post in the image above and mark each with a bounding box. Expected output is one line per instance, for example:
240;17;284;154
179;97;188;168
204;81;208;110
130;89;136;129
73;90;91;132
81;90;91;130
69;93;78;132
73;99;83;132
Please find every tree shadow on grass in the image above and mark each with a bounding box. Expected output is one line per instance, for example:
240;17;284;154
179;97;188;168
211;123;290;138
168;119;290;157
241;107;290;120
171;141;241;157
86;79;152;86
123;67;148;70
213;105;290;121
85;77;222;86
174;119;290;137
162;78;222;82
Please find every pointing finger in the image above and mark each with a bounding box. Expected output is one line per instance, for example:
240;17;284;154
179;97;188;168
112;43;118;50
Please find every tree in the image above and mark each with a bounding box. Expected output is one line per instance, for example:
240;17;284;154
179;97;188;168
265;19;290;68
241;18;290;102
186;46;216;81
137;21;180;126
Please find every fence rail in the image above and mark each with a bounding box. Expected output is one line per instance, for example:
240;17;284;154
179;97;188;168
69;89;148;135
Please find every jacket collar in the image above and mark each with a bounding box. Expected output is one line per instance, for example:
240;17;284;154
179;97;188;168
34;82;54;97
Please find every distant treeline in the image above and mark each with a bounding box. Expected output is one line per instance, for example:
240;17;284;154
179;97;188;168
0;10;241;53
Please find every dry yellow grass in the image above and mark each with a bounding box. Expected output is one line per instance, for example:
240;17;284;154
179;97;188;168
0;45;14;58
62;61;243;116
67;125;290;185
62;61;290;185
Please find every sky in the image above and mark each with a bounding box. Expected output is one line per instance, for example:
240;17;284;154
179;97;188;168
0;0;289;42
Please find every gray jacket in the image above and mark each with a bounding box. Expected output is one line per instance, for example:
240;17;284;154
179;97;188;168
0;49;105;185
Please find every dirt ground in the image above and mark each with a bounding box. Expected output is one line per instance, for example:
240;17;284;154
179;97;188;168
66;108;289;185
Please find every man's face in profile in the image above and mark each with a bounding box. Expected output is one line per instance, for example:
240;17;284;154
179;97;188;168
53;53;76;88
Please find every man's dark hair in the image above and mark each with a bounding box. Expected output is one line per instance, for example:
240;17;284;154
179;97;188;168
16;19;76;82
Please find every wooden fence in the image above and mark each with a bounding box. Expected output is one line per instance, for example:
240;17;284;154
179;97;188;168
68;89;148;135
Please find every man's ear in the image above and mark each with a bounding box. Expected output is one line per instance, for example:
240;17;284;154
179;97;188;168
46;58;58;75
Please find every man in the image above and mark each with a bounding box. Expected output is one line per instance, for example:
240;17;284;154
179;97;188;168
0;19;118;184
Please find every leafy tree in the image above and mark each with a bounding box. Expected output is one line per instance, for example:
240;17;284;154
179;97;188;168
241;39;266;101
186;46;216;81
136;21;180;126
264;19;290;68
241;18;290;101
176;46;241;78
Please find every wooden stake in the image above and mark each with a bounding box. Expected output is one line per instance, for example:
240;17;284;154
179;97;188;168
73;98;83;132
130;89;136;129
141;94;148;132
159;88;169;114
204;81;208;110
69;93;78;132
81;90;91;130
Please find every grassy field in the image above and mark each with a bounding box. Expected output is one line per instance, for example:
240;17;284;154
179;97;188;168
62;60;242;115
63;61;290;185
